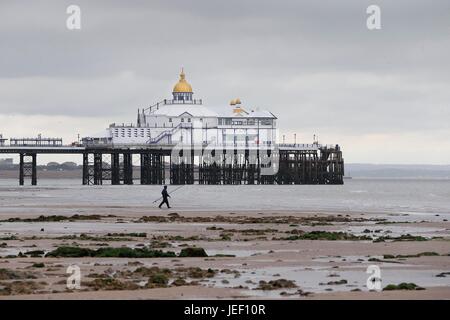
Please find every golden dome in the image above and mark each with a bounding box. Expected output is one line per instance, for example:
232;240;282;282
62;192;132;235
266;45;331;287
230;98;242;105
173;69;193;93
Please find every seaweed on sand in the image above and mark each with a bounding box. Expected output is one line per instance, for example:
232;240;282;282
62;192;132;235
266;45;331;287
106;233;147;238
319;279;348;285
146;273;170;288
0;280;45;295
436;272;450;278
278;231;372;241
178;247;208;257
84;278;139;291
383;283;425;291
23;250;45;257
256;279;297;290
383;252;439;259
45;246;176;258
174;267;216;279
0;268;37;280
1;214;108;223
31;263;45;268
373;234;428;243
45;246;208;258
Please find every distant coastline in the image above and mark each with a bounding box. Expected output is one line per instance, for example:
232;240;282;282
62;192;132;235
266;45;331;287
346;163;450;179
1;161;449;180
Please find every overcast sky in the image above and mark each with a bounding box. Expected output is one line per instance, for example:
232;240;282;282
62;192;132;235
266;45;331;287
0;0;449;164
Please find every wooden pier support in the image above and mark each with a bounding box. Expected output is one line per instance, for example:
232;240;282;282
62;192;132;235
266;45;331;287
170;149;194;185
199;149;261;185
199;146;343;185
81;152;138;185
122;153;133;185
94;153;103;185
19;153;37;185
82;152;103;185
141;152;165;185
199;149;221;185
13;145;343;186
82;153;91;185
111;153;120;185
275;146;343;184
318;145;344;184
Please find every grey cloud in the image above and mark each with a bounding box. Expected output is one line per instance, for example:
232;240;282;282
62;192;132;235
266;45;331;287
0;0;449;162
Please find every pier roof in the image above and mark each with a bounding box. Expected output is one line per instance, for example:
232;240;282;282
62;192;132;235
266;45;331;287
151;104;218;117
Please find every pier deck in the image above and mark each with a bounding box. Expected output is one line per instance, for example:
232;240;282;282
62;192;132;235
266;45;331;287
0;143;344;185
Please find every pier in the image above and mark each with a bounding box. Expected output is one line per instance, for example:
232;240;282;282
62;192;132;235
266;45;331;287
0;72;346;186
0;143;344;186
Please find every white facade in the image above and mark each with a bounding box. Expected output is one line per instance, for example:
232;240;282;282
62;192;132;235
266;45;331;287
83;72;277;147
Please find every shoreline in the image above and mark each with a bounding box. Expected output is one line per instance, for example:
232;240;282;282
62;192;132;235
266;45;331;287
1;180;449;300
1;208;449;299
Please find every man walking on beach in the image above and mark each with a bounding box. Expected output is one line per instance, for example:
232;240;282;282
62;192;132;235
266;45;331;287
158;185;171;209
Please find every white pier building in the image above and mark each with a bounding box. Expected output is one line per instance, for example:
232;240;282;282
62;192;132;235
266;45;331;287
83;70;277;147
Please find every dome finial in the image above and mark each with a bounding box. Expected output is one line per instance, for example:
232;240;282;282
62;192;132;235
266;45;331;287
173;68;193;95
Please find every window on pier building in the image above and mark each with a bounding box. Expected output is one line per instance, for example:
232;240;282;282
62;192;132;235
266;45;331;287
181;118;184;122
169;118;172;122
187;118;191;122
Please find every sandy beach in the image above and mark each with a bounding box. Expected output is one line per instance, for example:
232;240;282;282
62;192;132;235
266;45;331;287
1;182;449;299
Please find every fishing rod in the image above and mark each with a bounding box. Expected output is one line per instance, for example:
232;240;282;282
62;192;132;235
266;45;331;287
152;185;185;203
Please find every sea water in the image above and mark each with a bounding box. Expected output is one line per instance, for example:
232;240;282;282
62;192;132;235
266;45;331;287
0;178;449;216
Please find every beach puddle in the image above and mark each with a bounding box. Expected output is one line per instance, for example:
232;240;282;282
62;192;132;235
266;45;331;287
347;225;446;238
211;265;450;297
0;221;178;235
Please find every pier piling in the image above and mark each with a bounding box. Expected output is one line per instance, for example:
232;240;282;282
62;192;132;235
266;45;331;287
5;144;344;186
19;153;37;185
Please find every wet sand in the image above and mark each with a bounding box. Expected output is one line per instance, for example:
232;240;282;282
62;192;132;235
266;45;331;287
1;206;449;299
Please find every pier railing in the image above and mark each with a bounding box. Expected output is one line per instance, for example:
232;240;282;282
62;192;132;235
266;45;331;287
9;137;63;147
143;99;203;114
